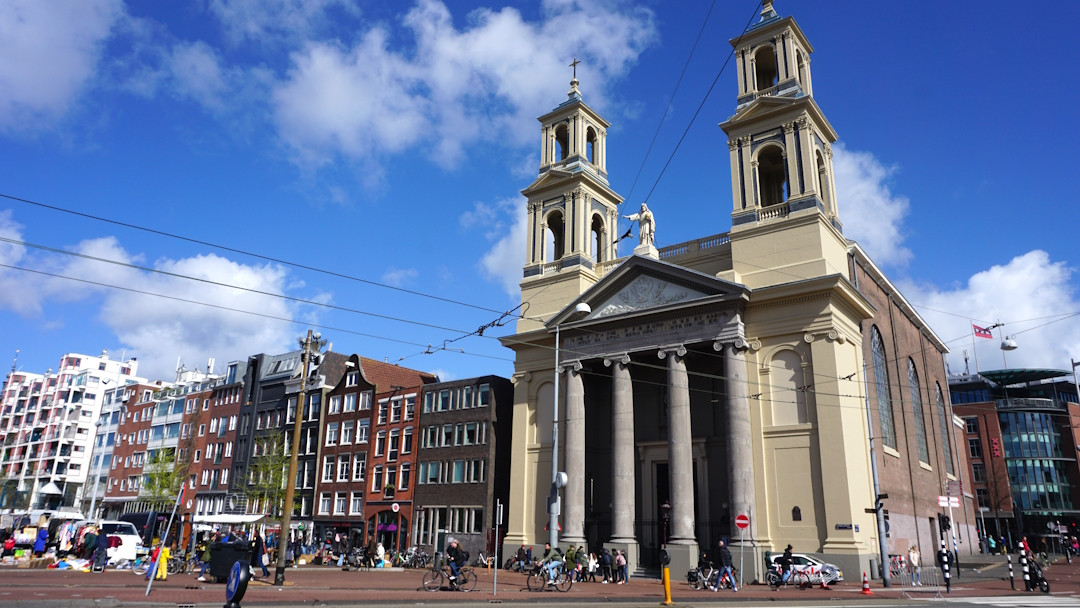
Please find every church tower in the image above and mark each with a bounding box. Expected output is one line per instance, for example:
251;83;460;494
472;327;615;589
517;75;623;332
719;1;847;289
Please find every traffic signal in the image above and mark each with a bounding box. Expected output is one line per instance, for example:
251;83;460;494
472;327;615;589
941;515;951;531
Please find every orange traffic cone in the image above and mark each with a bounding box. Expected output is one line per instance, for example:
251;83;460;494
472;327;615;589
860;571;873;595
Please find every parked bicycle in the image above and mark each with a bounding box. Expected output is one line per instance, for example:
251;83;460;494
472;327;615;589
687;563;717;590
473;550;495;568
525;560;573;592
422;562;477;592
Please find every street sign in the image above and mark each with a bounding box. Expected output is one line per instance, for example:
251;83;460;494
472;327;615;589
937;495;959;508
392;502;400;513
735;514;750;529
946;480;963;496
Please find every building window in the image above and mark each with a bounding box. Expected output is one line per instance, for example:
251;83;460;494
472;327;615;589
346;371;358;387
871;327;897;449
403;427;413;454
337;455;349;482
404;396;415;421
371;465;383;492
352;452;366;481
391;398;402;423
325;422;339;446
357;419;369;443
908;359;930;463
320;492;332;515
976;488;989;509
322;456;334;482
968;437;983;459
341;420;354;444
965;417;979;434
478;384;491;407
400;463;411;490
359;391;371;410
936;384;954;475
344;393;356;412
972;462;986;483
377;401;388;425
328;395;341;415
388;428;400;462
375;430;386;456
350;491;363;514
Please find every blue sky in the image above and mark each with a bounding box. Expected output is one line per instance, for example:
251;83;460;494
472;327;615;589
2;0;1078;383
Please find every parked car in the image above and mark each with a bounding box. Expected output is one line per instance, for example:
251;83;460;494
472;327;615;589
80;520;144;563
768;552;843;582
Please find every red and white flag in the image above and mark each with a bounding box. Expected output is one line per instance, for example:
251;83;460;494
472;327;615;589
972;324;993;339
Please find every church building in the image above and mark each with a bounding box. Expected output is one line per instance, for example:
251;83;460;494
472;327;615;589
500;1;974;579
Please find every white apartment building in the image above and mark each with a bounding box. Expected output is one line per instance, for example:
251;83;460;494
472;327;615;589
0;350;143;514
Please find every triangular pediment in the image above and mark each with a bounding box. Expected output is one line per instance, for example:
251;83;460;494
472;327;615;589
521;167;573;194
548;256;749;327
724;94;803;125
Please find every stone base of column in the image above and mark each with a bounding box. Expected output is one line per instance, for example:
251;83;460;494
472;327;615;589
605;540;640;580
562;535;587;549
633;243;658;259
730;543;763;585
661;541;700;581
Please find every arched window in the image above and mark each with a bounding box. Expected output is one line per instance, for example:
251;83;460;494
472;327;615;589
770;350;807;425
554;124;569;161
586;127;597;164
757;146;788;207
590;213;604;263
908;359;929;463
871;327;896;449
544;210;565;262
815;150;830;209
754;45;778;92
796;50;808;89
937;384;954;475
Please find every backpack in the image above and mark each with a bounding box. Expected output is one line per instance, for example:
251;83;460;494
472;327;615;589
463;550;470;563
601;551;611;566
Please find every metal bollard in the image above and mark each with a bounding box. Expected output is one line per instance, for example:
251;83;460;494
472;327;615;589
940;537;951;594
1020;554;1030;592
1007;554;1014;590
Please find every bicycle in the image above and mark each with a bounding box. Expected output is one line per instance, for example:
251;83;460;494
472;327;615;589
687;563;717;590
525;560;573;592
473;550;495;568
421;562;477;592
765;564;809;590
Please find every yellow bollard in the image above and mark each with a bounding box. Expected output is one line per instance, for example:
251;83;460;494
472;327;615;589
662;565;673;605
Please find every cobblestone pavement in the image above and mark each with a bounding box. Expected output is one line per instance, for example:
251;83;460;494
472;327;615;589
0;555;1077;607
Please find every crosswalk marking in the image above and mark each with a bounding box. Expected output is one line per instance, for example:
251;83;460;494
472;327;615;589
943;594;1080;607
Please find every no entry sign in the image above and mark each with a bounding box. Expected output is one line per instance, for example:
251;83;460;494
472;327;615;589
735;514;750;529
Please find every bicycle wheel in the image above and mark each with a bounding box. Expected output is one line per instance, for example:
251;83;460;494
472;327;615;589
133;561;150;576
526;570;546;592
793;571;810;590
688;571;704;590
422;569;443;591
555;569;574;592
765;570;781;589
458;568;477;591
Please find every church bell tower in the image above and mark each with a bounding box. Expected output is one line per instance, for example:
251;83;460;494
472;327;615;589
719;1;848;289
517;74;623;332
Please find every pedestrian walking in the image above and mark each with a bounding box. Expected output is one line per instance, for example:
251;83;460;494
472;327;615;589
252;531;269;578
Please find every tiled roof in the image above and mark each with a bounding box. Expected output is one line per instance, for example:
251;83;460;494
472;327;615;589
358;357;438;393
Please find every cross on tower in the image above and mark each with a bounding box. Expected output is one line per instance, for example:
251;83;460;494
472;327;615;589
569;58;580;79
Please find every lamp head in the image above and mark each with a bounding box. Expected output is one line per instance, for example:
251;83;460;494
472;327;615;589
1001;337;1018;351
573;302;591;316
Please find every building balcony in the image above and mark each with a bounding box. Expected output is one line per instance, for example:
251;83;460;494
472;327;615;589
995;397;1067;412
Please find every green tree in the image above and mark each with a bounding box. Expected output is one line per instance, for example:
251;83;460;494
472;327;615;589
142;446;189;507
244;431;290;517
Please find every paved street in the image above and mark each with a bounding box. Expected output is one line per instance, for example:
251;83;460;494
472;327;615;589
1;555;1079;608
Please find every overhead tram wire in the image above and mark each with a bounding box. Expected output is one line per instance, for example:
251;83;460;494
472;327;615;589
622;0;723;204
0;235;470;336
635;0;763;209
0;191;510;317
0;262;515;365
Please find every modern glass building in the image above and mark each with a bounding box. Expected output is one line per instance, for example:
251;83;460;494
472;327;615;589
951;369;1080;547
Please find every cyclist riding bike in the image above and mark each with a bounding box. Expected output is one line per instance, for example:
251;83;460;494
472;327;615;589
779;544;794;584
446;538;466;586
539;542;563;585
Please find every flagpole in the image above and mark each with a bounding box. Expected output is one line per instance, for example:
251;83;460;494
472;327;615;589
970;321;981;373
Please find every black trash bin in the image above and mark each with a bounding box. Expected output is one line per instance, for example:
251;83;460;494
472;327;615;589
209;542;251;583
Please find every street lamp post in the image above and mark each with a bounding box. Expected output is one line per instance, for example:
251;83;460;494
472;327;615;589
978;507;990;554
88;416;106;519
660;500;671;546
548;302;591;549
274;330;321;586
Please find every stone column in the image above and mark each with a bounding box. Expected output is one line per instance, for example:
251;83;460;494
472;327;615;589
660;346;695;544
562;362;587;545
606;355;635;542
721;340;755;540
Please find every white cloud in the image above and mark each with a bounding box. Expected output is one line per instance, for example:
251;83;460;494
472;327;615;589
479;202;527;299
382;267;418;287
270;0;656;167
833;144;912;268
0;0;124;132
207;0;361;45
900;251;1080;371
167;41;229;112
0;222;305;380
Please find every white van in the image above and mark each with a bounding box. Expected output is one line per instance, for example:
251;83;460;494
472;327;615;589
94;520;144;563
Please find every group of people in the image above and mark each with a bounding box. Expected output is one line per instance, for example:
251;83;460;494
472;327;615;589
518;542;630;585
699;539;737;592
